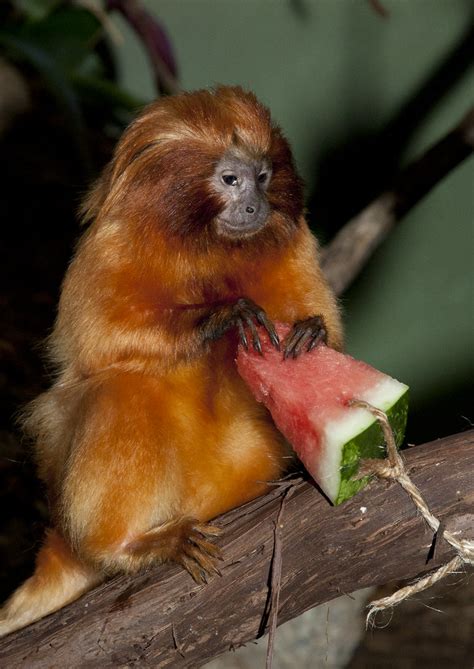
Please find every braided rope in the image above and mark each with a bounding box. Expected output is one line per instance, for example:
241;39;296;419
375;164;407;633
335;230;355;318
348;399;473;626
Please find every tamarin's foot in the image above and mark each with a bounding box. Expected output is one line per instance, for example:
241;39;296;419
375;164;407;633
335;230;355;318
176;521;223;583
128;519;223;583
202;297;280;354
283;316;327;359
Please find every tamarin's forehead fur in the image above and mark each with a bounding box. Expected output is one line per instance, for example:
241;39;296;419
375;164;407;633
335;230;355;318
120;86;274;162
82;86;303;236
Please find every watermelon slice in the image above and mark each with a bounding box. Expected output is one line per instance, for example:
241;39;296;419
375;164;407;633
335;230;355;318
236;324;408;505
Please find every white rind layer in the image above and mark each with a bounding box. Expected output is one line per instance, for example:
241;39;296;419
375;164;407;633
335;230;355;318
313;377;409;502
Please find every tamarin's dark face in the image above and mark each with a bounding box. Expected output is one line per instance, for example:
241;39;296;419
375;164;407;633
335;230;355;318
210;150;272;239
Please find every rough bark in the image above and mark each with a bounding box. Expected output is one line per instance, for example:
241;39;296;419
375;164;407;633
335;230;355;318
0;430;472;668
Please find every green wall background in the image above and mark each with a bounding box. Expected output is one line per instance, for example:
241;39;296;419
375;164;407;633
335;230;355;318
113;0;473;438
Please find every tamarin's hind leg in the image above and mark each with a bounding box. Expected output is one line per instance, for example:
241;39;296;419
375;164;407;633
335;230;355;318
72;511;223;583
62;373;222;580
0;520;221;638
0;530;101;637
0;521;221;639
0;373;223;637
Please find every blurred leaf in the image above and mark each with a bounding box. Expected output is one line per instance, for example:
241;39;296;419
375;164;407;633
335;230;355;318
18;6;103;74
145;13;178;78
12;0;60;22
74;51;105;79
73;74;144;113
0;32;91;175
105;0;179;94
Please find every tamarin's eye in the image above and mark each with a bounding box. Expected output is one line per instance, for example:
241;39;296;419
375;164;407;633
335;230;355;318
222;174;238;186
258;172;268;183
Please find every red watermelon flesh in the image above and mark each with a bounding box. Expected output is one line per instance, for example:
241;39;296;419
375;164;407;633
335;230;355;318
236;323;408;504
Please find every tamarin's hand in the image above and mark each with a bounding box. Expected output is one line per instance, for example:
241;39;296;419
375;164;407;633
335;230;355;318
283;316;327;359
200;297;280;354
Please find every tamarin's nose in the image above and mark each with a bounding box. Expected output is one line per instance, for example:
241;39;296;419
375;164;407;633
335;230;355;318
246;206;255;214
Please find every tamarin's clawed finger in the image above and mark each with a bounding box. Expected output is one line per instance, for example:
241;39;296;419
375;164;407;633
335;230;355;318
283;316;328;359
0;86;343;636
200;297;280;354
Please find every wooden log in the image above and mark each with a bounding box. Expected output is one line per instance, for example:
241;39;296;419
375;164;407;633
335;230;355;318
0;430;472;668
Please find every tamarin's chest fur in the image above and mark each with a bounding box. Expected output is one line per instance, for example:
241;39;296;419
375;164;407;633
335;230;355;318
47;224;328;517
54;221;333;376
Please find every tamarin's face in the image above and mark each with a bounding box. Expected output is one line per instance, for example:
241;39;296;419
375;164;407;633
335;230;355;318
89;87;304;247
210;150;272;238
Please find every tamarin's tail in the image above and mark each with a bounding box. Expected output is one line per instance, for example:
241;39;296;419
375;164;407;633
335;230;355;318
0;530;101;638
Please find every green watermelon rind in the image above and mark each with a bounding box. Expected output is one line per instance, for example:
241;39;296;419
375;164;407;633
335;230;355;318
335;389;409;505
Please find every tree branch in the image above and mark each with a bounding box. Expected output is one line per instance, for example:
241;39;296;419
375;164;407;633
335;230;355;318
0;431;472;667
321;106;474;296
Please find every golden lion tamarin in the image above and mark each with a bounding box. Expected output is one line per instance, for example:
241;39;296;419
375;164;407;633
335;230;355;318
0;86;343;636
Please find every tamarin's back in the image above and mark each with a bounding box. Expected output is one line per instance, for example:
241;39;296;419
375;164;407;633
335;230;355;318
0;86;342;637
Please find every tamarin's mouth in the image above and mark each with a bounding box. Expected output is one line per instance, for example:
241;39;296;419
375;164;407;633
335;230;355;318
216;217;267;238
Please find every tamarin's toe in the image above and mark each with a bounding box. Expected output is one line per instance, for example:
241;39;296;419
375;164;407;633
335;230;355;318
193;522;223;538
177;521;223;583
